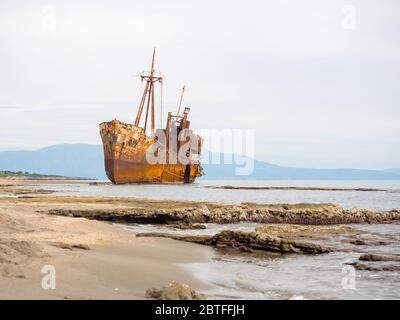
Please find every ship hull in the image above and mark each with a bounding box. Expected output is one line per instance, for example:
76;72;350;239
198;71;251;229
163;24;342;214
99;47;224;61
100;120;203;184
104;159;200;184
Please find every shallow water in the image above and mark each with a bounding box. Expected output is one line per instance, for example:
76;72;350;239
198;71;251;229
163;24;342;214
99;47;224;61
184;250;400;300
119;222;400;300
37;179;400;210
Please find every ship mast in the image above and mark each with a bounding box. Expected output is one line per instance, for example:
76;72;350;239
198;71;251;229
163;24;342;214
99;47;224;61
176;85;186;116
134;48;163;135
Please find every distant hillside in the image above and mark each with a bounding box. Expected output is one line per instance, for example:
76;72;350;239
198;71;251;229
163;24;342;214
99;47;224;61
0;144;106;179
385;168;400;175
202;157;400;180
0;170;74;179
0;144;399;180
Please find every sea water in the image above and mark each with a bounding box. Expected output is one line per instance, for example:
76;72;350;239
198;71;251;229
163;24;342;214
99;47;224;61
39;179;400;210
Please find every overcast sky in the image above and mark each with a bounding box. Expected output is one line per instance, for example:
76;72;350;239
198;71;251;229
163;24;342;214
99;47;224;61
0;0;399;169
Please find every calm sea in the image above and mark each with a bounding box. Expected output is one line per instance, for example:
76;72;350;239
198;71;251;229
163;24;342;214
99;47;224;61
42;179;400;210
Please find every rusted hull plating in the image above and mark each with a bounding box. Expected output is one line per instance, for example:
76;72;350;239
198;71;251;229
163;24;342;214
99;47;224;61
100;120;203;184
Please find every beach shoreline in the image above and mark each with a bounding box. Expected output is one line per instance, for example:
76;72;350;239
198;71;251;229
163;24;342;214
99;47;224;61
1;178;400;300
0;179;214;299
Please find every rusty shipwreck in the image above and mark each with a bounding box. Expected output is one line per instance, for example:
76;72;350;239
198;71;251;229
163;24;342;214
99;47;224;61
99;49;203;184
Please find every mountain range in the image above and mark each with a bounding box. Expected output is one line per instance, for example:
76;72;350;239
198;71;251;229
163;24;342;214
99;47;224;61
0;144;399;180
385;168;400;175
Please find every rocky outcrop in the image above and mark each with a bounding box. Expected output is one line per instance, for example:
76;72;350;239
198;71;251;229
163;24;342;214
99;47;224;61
255;224;354;236
347;261;400;272
359;254;400;262
46;202;400;225
137;230;331;254
209;230;331;254
207;186;387;192
348;238;389;246
145;282;205;300
346;254;400;271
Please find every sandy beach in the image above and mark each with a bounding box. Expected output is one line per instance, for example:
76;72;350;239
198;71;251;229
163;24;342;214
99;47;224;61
0;179;213;299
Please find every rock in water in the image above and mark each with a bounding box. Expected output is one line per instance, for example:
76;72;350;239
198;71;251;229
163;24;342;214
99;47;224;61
137;230;331;254
359;254;400;262
207;230;331;254
347;261;400;272
255;224;354;236
145;282;205;300
46;203;400;225
346;254;400;271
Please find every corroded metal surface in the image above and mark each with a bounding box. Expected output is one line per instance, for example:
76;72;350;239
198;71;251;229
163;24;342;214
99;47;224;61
99;50;203;184
99;120;203;184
